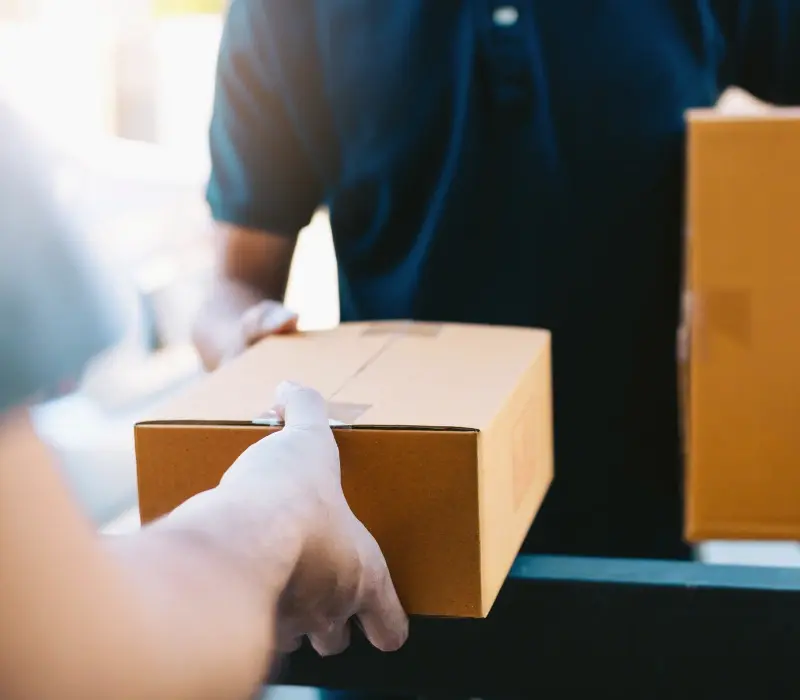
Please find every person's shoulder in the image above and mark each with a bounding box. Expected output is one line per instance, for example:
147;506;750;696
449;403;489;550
225;0;318;32
220;0;326;71
0;102;124;412
225;0;424;42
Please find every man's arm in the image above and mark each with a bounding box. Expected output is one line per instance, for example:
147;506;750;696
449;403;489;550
0;382;408;700
195;0;325;370
0;408;288;700
192;224;297;370
0;98;284;699
216;225;295;301
715;0;800;104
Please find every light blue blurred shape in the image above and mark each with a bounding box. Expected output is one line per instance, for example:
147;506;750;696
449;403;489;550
0;102;124;415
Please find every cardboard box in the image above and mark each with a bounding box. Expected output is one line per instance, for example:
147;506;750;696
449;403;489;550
684;109;800;540
135;321;553;617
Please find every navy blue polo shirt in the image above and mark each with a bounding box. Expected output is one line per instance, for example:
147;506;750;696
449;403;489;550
207;0;800;559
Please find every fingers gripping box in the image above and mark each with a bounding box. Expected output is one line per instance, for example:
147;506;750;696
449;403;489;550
135;322;553;618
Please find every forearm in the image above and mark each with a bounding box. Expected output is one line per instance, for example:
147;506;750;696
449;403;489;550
0;410;298;700
101;515;284;700
192;274;269;370
213;224;295;300
193;223;297;371
3;508;290;700
99;487;310;699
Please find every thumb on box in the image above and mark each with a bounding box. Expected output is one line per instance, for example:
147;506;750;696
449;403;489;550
273;381;329;429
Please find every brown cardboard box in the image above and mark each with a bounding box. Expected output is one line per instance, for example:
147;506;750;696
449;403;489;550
684;109;800;540
135;321;553;617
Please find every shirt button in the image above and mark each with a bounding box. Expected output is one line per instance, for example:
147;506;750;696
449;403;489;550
492;5;519;27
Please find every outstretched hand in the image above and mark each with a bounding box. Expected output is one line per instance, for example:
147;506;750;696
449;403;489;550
215;381;408;656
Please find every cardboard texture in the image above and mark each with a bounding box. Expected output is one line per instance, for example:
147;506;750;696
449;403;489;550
135;321;553;617
684;109;800;540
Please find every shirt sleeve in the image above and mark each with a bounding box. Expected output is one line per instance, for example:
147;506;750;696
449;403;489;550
206;0;324;236
715;0;800;104
0;105;124;414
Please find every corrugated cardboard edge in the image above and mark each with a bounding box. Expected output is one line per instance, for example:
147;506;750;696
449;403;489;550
138;419;478;433
254;402;372;427
682;116;698;540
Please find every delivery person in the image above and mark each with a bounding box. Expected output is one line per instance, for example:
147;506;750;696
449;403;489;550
195;0;800;565
0;103;406;700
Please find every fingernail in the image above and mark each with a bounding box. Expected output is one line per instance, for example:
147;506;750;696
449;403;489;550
274;380;301;403
260;307;298;332
261;407;284;425
310;620;351;657
272;380;303;420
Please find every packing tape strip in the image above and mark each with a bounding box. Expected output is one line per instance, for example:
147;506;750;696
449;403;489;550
361;321;443;337
691;287;752;364
702;287;751;347
253;401;373;427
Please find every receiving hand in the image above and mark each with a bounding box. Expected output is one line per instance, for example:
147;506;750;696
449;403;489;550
180;381;408;657
223;300;298;364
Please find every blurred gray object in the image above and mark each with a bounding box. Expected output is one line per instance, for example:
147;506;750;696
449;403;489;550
21;128;213;525
0;102;124;415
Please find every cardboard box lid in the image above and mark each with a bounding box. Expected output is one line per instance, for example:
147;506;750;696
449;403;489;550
140;321;551;430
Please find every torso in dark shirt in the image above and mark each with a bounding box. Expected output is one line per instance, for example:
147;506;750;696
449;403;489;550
207;0;800;559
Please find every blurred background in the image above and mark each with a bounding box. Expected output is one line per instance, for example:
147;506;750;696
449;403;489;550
1;0;795;598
